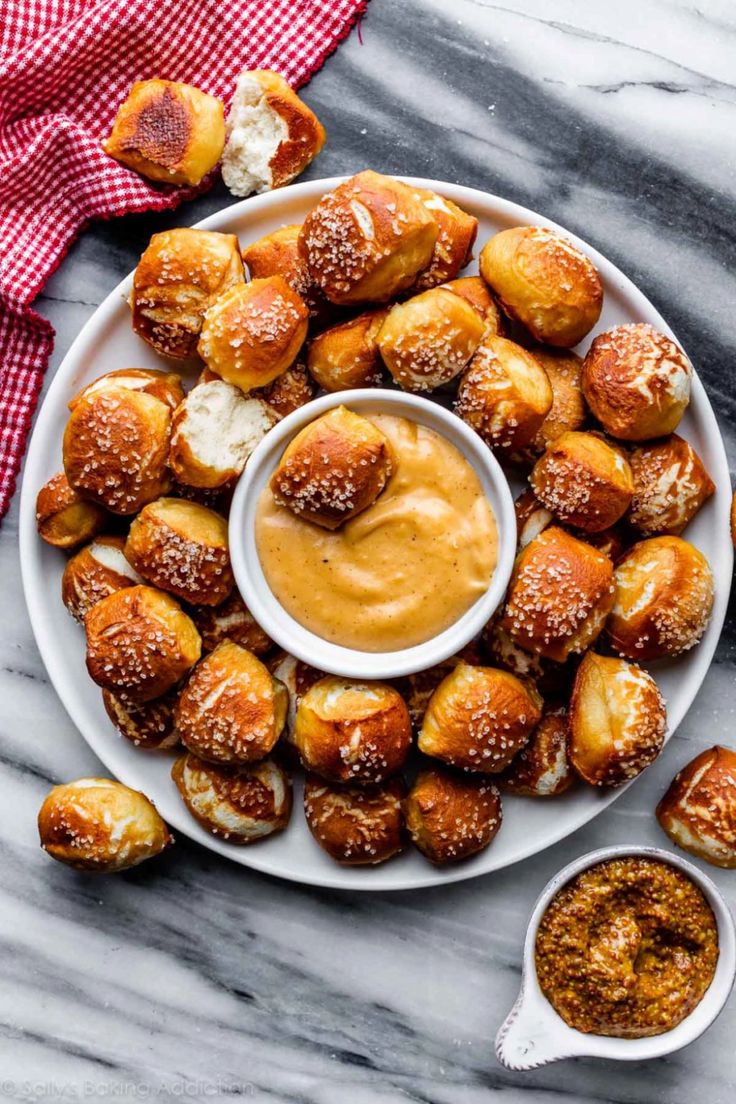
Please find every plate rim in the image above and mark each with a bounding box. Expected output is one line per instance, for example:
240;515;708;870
19;175;734;891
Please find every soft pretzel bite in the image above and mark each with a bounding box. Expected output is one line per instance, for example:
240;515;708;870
299;170;438;305
582;323;692;440
304;775;404;865
189;589;273;656
455;335;552;454
169;382;277;490
198;277;308;392
269;653;324;741
628;435;715;537
62;534;142;622
607;536;714;660
36;472;107;550
172;752;292;842
479;225;602;347
306;310;387;392
513;347;587;465
258;361;315;417
418;663;542;773
501;707;574;797
513;488;554;550
270;406;393;530
441;276;505;336
222;69;325;195
103;79;225;185
569;652;666;786
403;768;502;864
411;188;478;291
500;527;614;662
102;687;180;750
656;746;736;868
125;498;233;607
377;287;484;392
38;778;171;872
241;224;332;324
530;431;634;533
294;677;412;785
63;385;172;515
85;585;201;702
175;642;287;765
130;229;244;359
391;643;483;730
69;368;184;412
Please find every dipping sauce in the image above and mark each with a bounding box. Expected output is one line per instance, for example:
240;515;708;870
535;857;719;1038
255;413;498;651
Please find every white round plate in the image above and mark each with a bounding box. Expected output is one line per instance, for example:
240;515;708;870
19;177;733;891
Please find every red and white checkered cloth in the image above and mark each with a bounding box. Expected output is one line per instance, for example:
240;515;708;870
0;0;367;519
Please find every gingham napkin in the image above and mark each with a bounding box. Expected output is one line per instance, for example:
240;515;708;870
0;0;366;519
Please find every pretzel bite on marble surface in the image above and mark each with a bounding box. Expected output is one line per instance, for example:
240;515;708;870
306;309;387;392
657;746;736;868
172;752;292;843
441;277;505;335
411;188;478;290
403;768;501;864
500;527;615;662
479;226;603;347
377;287;485;392
63;385;172;515
176;642;287;765
294;677;412;785
62;535;142;622
125;498;233;607
190;589;273;657
169;381;277;489
130;229;244;359
418;663;542;774
103;79;225;185
36;472;107;550
530;431;634;533
198;277;308;392
222;69;325;196
270;406;393;530
501;707;574;797
569;652;666;787
299;170;438;305
102;687;180;750
304;775;404;865
38;778;171;872
607;536;714;660
628;435;715;537
85;586;200;701
69;368;184;413
258;360;315;417
582;324;692;441
455;335;552;454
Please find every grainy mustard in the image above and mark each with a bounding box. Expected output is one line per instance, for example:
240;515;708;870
535;857;718;1037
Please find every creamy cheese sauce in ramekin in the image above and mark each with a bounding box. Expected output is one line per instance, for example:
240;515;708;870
255;413;498;652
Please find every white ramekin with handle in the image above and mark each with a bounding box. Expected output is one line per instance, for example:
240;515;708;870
496;845;736;1069
229;389;517;680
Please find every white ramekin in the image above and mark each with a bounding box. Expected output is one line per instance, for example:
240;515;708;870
495;845;736;1069
228;389;516;679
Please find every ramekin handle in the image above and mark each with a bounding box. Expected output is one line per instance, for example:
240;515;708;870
495;992;582;1070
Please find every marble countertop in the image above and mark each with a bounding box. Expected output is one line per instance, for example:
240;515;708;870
3;1;736;1100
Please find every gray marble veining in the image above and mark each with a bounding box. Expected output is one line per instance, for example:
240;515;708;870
2;1;736;1100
